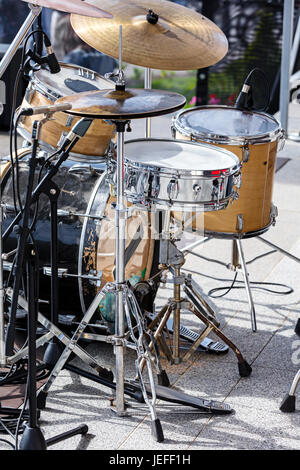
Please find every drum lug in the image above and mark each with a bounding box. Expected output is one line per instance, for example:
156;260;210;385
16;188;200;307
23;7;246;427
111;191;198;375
271;204;278;225
167;178;179;201
65;115;75;128
171;125;176;139
24;83;35;105
279;129;286;151
151;175;160;199
233;171;242;189
125;168;136;191
236;214;244;232
242;143;250;162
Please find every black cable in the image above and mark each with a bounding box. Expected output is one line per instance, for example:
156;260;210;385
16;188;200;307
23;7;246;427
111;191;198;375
208;272;238;298
8;27;52;216
15;380;29;451
182;244;294;298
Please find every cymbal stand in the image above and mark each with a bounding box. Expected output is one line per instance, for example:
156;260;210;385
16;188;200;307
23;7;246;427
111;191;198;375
150;211;252;377
144;67;152;138
36;26;164;441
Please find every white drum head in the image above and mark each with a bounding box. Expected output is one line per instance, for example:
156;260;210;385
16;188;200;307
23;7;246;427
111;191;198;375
124;139;239;174
175;106;281;144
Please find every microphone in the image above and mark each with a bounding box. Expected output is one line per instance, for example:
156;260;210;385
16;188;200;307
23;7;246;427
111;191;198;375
43;35;61;74
234;76;252;110
59;118;94;150
19;103;72;116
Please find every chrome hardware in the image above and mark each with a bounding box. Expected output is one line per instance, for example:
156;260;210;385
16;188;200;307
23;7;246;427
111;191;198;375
151;175;160;198
279;129;286;151
167;178;179;200
136;171;150;197
43;267;68;278
24;85;34;104
270;203;278;225
76;68;96;80
242;143;250;162
125;169;136;190
2;261;13;272
236;214;244;232
68;164;94;176
233;172;242;189
57;131;68;148
57;209;107;221
171;125;176;139
65;115;75;128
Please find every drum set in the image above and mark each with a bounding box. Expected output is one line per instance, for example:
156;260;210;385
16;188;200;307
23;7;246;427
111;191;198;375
0;0;286;449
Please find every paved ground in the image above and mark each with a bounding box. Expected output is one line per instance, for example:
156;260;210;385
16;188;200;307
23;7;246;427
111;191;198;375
0;103;300;451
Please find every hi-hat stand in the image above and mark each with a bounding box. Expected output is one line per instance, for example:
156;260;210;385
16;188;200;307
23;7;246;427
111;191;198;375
146;211;252;377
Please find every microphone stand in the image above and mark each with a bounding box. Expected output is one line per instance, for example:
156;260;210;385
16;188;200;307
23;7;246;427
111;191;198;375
3;112;89;449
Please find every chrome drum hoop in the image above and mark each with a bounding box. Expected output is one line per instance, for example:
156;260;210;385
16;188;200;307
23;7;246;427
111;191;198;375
27;62;114;102
172;105;283;146
123;138;242;211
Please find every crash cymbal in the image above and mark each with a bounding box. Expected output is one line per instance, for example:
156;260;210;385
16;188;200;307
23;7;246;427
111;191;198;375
21;0;112;18
56;88;186;120
71;0;228;70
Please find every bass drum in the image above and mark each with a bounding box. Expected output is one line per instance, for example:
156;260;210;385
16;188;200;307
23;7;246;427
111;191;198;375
1;150;156;330
17;63;116;161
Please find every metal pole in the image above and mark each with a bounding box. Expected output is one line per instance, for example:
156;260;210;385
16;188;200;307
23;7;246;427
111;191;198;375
115;124;127;414
291;15;300;71
114;24;126;415
144;68;152;138
279;0;294;132
0;204;5;366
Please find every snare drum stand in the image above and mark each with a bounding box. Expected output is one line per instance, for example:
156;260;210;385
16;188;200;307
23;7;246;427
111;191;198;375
148;212;252;377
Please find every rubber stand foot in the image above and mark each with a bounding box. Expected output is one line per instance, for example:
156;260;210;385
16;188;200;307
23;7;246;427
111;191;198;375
157;370;170;387
238;360;252;377
295;318;300;337
280;394;296;413
37;389;48;410
97;366;114;382
19;424;47;450
151;418;164;443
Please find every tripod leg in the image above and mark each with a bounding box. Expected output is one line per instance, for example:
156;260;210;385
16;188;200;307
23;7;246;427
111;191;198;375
124;289;164;442
8;288;113;383
138;305;173;384
184;283;252;378
258;236;300;265
37;287;110;409
182;324;214;361
236;239;257;332
280;369;300;412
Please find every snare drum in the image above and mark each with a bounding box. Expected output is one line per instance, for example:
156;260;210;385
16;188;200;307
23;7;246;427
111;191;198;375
172;106;284;237
18;63;116;161
124;139;241;213
1;150;155;329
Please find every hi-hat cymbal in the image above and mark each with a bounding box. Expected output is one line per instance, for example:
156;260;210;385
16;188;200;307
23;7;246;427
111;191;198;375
21;0;112;18
71;0;228;70
56;88;186;120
